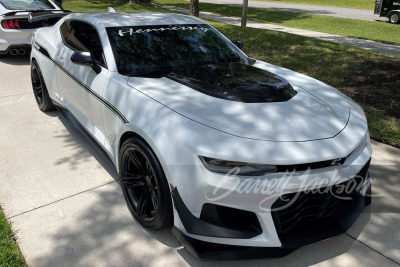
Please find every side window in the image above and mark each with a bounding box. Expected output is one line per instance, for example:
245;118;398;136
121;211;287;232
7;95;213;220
60;20;106;67
60;20;73;42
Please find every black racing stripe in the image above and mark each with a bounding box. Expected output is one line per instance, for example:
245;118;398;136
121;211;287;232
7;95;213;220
34;42;51;59
33;43;128;124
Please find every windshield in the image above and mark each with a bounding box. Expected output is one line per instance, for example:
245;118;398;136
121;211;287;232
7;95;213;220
106;24;247;76
0;0;55;10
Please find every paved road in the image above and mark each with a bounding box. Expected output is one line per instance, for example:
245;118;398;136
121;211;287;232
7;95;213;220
202;0;385;21
1;56;399;266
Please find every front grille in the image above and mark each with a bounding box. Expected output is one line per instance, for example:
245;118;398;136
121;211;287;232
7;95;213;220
276;157;347;172
272;160;370;234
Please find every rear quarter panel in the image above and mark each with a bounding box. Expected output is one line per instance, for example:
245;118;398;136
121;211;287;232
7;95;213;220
31;25;60;102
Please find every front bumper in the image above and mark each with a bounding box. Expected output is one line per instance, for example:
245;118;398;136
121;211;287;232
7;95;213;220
172;161;371;260
169;126;372;259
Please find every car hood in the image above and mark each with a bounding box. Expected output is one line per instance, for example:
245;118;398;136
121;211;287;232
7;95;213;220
127;62;350;142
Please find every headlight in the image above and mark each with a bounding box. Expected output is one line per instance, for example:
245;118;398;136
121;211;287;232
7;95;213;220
199;156;277;176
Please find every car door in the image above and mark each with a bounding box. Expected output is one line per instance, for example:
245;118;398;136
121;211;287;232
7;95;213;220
55;20;108;146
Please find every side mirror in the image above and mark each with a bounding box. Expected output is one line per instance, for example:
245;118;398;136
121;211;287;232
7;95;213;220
70;51;101;74
232;40;243;50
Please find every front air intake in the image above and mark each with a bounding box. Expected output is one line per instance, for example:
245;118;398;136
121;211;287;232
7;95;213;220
200;204;262;235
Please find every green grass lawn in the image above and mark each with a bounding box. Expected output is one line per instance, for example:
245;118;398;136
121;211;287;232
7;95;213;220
155;0;400;45
63;0;400;148
0;208;26;266
253;0;374;10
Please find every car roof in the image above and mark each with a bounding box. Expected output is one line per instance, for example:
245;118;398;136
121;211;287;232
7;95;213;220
69;12;206;27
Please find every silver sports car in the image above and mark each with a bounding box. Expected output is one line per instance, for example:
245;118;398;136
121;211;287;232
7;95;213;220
31;11;372;260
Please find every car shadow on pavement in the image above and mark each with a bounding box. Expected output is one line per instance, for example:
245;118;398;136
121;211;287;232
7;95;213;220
54;109;120;181
28;181;374;266
0;55;30;66
41;109;60;118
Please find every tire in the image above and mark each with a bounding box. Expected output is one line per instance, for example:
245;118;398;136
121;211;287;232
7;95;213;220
119;137;173;229
31;60;55;111
389;12;400;24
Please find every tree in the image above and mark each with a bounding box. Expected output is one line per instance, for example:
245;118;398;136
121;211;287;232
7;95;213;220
190;0;199;17
241;0;248;27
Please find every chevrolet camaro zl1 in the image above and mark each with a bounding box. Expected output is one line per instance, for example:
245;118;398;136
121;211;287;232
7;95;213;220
30;12;372;260
0;0;67;57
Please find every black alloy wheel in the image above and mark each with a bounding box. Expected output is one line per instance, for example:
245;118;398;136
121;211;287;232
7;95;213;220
120;137;173;229
31;60;55;111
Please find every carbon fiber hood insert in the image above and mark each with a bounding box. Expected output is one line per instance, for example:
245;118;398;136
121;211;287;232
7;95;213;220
167;62;297;103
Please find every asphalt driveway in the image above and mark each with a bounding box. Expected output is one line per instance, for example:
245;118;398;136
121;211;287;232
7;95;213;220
0;56;399;266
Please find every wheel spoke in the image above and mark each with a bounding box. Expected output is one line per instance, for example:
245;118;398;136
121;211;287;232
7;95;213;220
33;85;42;96
122;180;145;187
146;161;153;178
127;149;148;175
150;189;158;211
146;162;158;188
137;190;150;217
32;70;39;81
121;172;145;187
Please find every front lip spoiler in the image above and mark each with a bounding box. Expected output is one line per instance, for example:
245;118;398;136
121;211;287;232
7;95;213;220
172;226;297;260
173;207;371;261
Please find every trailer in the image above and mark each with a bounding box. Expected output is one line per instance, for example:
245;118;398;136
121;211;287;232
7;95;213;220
375;0;400;24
